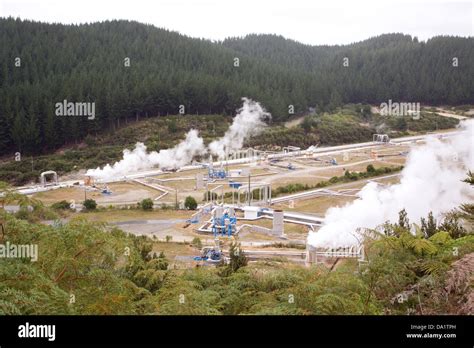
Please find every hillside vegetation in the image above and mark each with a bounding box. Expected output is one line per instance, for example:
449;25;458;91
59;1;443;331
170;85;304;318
1;17;472;155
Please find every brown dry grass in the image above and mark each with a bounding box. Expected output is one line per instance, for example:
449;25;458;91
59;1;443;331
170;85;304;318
34;182;158;204
273;195;356;215
76;208;191;223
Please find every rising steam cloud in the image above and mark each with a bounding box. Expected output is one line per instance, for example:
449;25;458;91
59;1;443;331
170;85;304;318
86;98;270;180
209;97;271;158
86;129;206;179
307;120;474;249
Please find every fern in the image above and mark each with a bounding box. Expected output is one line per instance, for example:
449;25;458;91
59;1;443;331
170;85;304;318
419;260;449;275
408;238;438;256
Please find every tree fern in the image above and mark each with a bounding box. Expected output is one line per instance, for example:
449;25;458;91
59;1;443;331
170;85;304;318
408;238;438;256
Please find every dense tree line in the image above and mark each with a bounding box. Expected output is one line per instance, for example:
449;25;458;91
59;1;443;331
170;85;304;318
0;17;472;155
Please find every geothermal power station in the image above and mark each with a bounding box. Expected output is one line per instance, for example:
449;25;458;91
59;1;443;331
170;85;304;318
10;100;474;267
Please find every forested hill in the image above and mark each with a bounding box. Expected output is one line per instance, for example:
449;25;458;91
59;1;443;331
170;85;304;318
223;33;473;103
0;17;473;155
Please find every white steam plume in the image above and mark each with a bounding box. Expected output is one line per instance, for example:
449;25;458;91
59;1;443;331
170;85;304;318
86;129;205;180
307;120;474;249
209;97;271;159
86;98;270;180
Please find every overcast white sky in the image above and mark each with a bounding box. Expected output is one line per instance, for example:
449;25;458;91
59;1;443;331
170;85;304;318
0;0;472;45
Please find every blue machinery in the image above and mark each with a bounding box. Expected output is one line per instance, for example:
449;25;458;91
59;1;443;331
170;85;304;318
193;247;222;263
208;168;227;179
101;185;113;195
212;210;237;237
229;181;242;189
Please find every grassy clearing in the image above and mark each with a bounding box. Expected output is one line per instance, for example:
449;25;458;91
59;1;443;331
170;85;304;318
75;208;191;223
33;182;159;204
244;218;308;236
270;164;403;198
33;187;90;203
272;171;402;215
151;241;198;260
160;180;196;191
274;195;357;215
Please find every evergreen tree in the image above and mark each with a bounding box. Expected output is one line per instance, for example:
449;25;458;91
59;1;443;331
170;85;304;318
398;209;410;231
11;109;26;152
24;105;40;154
421;212;437;238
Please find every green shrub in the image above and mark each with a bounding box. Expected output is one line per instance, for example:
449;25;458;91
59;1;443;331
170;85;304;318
184;196;197;210
83;199;97;211
140;198;154;211
329;176;340;184
51;200;72;210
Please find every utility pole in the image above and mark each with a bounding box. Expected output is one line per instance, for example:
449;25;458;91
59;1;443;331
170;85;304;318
225;149;229;174
175;189;178;209
248;174;251;206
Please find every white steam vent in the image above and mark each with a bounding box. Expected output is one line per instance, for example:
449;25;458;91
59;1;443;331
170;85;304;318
307;120;474;249
86;129;205;180
86;98;271;180
209;97;271;159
